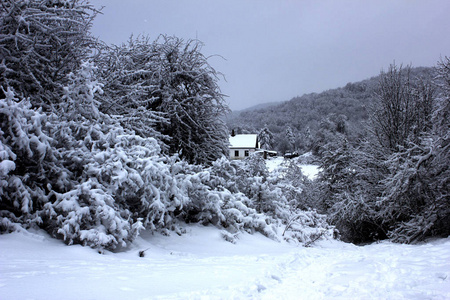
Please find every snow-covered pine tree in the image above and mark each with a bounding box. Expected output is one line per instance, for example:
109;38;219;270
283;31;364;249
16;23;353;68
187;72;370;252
285;126;296;152
258;125;274;150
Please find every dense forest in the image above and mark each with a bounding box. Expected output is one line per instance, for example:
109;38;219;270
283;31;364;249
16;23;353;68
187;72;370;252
1;0;448;249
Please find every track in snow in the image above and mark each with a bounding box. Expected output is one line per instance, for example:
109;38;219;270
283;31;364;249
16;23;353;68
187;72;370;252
1;227;449;299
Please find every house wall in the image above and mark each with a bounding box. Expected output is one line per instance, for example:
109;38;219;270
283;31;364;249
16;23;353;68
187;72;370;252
229;148;255;160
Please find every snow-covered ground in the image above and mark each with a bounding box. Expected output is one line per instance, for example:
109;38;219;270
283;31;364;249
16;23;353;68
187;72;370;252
1;226;449;300
265;157;319;180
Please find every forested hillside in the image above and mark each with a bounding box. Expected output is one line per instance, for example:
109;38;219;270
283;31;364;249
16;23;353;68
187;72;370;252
226;67;436;154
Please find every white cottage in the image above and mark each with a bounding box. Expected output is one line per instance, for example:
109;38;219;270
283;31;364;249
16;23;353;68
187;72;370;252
229;133;260;160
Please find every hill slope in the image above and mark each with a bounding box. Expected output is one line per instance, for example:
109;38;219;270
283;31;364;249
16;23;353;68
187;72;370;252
226;66;436;153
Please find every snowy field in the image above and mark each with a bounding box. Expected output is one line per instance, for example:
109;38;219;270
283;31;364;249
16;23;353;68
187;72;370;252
1;225;449;300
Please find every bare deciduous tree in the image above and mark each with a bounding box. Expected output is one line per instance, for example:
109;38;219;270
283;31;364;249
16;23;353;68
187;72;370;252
0;0;99;109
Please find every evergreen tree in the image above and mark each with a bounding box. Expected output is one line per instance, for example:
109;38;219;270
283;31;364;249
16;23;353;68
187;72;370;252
285;126;296;152
258;125;274;150
317;137;355;212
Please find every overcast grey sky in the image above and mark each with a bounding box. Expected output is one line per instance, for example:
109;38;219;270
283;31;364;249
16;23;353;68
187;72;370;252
89;0;450;111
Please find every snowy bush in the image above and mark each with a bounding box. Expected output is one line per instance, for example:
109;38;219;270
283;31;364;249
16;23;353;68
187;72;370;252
0;88;58;231
44;178;138;249
41;116;190;249
234;155;277;214
271;159;313;210
210;156;334;244
178;158;280;239
282;210;334;246
268;159;335;245
41;64;189;248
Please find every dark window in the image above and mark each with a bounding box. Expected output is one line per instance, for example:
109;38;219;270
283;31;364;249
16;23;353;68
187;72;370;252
245;150;249;157
234;150;239;157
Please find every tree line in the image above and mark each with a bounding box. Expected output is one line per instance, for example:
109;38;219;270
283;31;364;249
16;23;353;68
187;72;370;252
231;61;449;244
227;67;436;156
315;63;450;243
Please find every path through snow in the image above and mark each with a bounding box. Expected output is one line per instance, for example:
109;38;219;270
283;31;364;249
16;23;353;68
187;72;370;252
1;226;449;299
260;239;450;299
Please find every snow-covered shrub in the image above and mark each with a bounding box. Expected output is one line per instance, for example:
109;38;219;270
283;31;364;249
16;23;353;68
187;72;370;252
172;157;279;240
44;178;139;249
42;64;189;247
270;159;312;210
208;157;241;193
59;61;103;121
19;64;139;248
43;122;186;248
0;88;60;232
40;113;190;249
235;155;277;214
219;189;279;239
82;134;187;233
267;159;335;245
210;156;333;243
282;210;334;246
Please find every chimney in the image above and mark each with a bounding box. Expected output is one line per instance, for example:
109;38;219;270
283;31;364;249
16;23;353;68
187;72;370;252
231;129;235;137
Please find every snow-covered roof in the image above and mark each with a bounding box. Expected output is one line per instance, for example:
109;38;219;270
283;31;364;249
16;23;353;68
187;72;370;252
229;134;259;149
